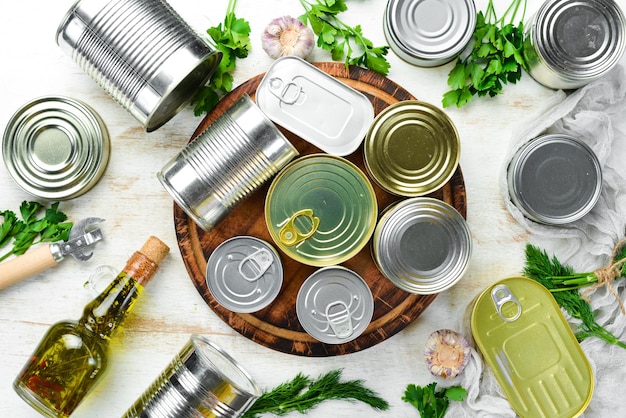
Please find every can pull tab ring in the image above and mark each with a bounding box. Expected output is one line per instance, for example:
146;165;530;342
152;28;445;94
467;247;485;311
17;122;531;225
238;248;274;282
268;77;303;105
491;284;522;322
278;209;320;247
325;300;353;339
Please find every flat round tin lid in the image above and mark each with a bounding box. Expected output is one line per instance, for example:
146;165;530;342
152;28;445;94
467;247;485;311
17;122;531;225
385;0;476;66
534;0;626;79
206;236;283;313
507;134;602;224
2;96;110;200
373;197;472;294
364;100;460;196
265;154;377;267
296;266;374;344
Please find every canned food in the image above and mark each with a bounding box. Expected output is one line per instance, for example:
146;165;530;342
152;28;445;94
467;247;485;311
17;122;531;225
158;94;298;232
206;236;283;313
372;197;471;294
296;266;374;344
471;278;593;417
507;133;602;225
364;100;460;197
265;154;377;267
523;0;626;89
256;56;374;156
384;0;476;67
2;96;110;200
57;0;222;131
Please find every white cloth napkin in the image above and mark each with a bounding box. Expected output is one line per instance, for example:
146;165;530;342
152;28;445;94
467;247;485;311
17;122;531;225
453;65;626;417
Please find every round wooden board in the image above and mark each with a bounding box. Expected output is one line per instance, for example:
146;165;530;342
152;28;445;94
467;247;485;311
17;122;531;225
174;62;467;357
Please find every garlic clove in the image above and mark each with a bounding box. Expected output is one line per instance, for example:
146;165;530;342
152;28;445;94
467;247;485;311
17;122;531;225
262;16;314;60
424;329;471;379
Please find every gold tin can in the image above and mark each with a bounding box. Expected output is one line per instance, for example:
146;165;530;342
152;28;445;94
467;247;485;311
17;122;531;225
363;100;460;197
2;96;110;200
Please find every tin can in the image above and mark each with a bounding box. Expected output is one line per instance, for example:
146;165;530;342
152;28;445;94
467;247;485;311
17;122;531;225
122;334;261;418
372;197;472;294
158;94;298;232
206;236;283;313
507;133;602;225
364;100;460;197
384;0;476;67
256;56;374;156
265;154;377;267
471;278;594;417
523;0;626;90
2;96;110;200
296;266;374;344
56;0;222;131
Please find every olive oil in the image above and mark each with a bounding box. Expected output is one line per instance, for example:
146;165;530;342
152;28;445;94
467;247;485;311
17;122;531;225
14;236;169;418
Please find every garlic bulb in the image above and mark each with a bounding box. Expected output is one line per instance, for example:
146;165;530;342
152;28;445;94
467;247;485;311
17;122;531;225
424;329;471;379
262;16;314;60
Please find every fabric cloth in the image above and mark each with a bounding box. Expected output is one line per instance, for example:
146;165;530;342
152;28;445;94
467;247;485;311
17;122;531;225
452;66;626;417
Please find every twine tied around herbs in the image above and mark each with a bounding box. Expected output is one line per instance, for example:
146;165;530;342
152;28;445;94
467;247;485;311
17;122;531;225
583;239;626;315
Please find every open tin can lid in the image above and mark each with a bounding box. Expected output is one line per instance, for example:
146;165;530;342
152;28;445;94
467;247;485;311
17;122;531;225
296;266;374;344
372;197;472;294
206;236;283;313
364;100;460;197
256;56;374;156
507;133;602;225
2;96;110;200
384;0;476;67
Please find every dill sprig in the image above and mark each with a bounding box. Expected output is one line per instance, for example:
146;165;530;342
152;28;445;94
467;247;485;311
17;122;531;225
241;369;389;418
523;243;626;349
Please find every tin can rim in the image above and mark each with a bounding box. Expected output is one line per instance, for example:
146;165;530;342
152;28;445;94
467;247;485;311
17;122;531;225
507;133;602;225
2;95;110;200
372;197;472;294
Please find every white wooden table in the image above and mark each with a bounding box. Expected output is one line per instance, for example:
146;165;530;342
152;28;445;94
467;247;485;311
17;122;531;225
1;1;624;417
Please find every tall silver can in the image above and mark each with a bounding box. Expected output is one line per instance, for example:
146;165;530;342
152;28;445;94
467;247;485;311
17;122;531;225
158;94;298;232
56;0;222;131
523;0;626;89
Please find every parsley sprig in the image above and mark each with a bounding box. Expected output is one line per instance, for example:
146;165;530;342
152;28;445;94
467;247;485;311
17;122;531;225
298;0;391;76
403;383;467;418
242;369;389;417
0;201;73;262
442;0;527;108
192;0;251;115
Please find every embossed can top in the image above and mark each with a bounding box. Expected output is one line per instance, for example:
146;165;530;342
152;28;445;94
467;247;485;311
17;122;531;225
384;0;476;67
2;96;110;200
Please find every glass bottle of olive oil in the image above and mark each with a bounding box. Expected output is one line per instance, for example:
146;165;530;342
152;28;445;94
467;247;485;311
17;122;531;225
13;236;169;418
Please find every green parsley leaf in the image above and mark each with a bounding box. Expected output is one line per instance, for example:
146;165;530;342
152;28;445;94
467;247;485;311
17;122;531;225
442;0;528;108
192;0;251;116
0;201;73;262
403;382;467;418
299;0;391;76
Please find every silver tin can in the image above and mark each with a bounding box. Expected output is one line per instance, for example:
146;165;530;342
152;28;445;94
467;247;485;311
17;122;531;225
57;0;222;131
507;133;602;225
256;56;374;156
296;266;374;344
384;0;476;67
123;335;261;418
524;0;626;89
206;236;283;313
2;96;110;200
158;94;298;232
372;197;472;294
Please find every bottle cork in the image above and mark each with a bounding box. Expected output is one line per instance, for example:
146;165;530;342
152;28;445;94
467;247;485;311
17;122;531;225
140;236;170;265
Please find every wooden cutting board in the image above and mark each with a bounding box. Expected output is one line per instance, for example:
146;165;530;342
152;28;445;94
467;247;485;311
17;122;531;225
174;62;467;357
